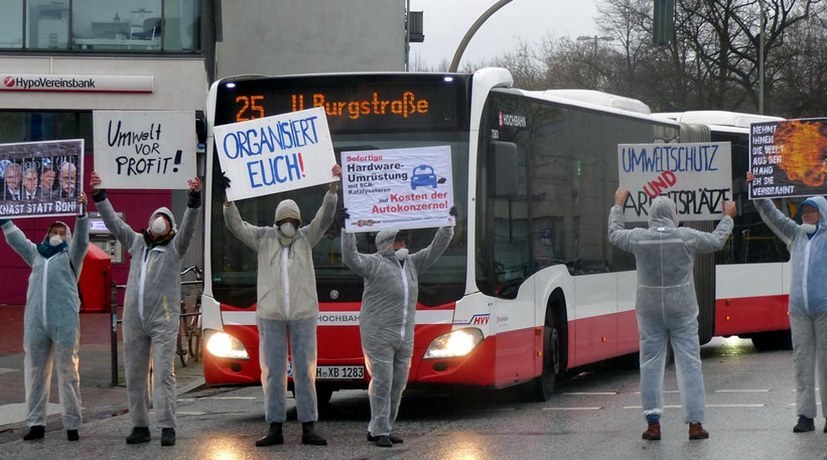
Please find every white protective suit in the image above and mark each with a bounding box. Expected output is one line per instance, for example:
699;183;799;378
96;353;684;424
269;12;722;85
1;217;89;430
608;196;733;423
754;196;827;420
342;226;454;437
223;191;337;424
95;197;199;430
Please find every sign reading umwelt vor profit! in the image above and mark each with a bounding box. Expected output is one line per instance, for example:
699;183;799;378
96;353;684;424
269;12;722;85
617;142;732;222
213;107;337;201
93;111;197;189
341;145;455;232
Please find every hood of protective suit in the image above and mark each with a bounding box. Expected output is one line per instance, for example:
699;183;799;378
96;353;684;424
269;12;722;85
275;199;301;224
45;220;73;244
147;207;177;233
800;196;827;229
648;196;679;229
375;229;399;256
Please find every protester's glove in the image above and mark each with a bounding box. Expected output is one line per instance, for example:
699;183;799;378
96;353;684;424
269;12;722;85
91;188;107;202
449;206;458;217
337;208;350;227
188;188;202;208
220;171;232;190
0;219;10;226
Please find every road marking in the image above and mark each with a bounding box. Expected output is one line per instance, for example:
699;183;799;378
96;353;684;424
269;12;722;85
624;405;681;410
714;389;770;393
707;403;766;408
0;368;20;375
542;406;603;411
633;390;680;394
202;396;257;400
177;398;196;402
564;392;617;396
177;411;208;416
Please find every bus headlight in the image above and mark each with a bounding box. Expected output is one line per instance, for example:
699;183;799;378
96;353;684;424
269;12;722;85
205;330;250;360
423;328;483;359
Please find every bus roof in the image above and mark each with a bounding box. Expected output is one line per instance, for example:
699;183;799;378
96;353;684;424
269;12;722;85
654;110;784;133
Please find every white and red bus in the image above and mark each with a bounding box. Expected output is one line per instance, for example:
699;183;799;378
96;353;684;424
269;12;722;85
199;68;791;402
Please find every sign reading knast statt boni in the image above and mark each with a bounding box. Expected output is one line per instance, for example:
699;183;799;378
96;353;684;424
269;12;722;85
213;107;336;201
342;145;455;232
617;142;732;222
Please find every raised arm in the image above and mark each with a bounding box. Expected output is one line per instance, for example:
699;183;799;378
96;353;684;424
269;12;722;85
223;202;265;251
302;190;337;247
409;226;454;272
69;215;90;280
90;171;138;248
608;188;635;252
341;230;377;278
688;201;736;253
174;177;202;256
0;219;38;267
754;198;799;246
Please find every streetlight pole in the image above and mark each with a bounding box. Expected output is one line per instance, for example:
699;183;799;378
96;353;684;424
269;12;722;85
758;0;765;114
576;35;614;55
449;0;514;72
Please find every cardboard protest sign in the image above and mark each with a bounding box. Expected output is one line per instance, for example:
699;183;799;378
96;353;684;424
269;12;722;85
93;110;196;189
0;139;84;219
213;107;336;201
749;118;827;199
342;145;455;232
617;142;732;222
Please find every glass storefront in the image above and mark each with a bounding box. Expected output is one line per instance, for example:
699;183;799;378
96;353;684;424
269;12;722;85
1;0;200;52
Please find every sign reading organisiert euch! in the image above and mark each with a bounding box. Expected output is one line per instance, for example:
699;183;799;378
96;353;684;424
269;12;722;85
0;74;154;93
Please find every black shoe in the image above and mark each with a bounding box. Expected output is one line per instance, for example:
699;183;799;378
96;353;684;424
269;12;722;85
367;432;403;444
824;419;827;433
794;416;815;433
67;429;79;441
126;426;151;444
301;421;327;446
161;428;176;446
374;435;393;447
255;423;283;447
23;425;45;441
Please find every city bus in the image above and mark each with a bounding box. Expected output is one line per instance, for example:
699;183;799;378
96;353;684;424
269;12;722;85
199;68;786;402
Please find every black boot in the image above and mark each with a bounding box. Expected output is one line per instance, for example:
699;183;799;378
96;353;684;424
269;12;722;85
125;426;151;444
367;432;403;444
23;425;45;441
301;421;327;446
161;428;176;446
67;429;79;441
255;422;283;447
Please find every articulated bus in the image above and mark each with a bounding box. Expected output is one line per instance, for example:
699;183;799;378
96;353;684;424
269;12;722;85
200;68;791;402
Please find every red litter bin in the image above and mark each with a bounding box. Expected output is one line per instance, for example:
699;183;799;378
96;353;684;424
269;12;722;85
78;244;112;312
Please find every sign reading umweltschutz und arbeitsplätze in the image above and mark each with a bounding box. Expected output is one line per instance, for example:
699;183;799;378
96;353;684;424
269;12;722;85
749;118;827;199
0;139;84;219
213;107;336;201
342;145;455;232
617;142;732;222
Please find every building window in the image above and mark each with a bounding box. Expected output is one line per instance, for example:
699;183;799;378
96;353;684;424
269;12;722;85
0;1;200;53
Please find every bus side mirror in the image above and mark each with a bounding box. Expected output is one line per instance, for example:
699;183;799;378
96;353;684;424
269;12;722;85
489;141;518;197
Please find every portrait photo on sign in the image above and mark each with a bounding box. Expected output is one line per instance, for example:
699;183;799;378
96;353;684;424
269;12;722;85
0;139;84;219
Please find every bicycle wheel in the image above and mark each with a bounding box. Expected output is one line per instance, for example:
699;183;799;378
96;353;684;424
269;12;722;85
188;314;202;363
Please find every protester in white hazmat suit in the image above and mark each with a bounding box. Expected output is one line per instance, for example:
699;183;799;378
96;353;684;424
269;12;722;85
0;195;88;442
608;187;734;441
342;218;454;448
222;164;341;447
748;171;827;433
90;171;200;447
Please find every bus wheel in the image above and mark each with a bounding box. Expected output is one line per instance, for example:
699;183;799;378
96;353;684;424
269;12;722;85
528;323;561;402
751;331;792;351
291;386;334;405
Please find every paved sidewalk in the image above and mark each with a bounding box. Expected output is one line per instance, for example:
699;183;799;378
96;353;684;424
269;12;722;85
0;305;205;444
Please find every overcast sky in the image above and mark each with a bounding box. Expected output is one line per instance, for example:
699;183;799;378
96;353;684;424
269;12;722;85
409;0;601;68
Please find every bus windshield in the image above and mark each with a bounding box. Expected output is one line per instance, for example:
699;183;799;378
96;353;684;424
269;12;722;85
208;74;472;309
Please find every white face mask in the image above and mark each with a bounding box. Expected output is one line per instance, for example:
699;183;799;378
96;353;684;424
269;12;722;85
801;223;817;235
280;222;296;238
150;216;168;236
49;234;64;246
395;248;409;261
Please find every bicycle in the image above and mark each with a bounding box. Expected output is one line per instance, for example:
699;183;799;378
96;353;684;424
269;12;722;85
177;265;204;367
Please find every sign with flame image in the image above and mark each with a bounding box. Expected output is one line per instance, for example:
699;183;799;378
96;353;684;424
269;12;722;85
749;118;827;199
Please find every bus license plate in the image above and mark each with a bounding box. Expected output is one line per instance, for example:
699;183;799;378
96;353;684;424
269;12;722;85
316;366;364;379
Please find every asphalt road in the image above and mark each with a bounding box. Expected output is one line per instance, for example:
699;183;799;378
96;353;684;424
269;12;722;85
2;337;827;459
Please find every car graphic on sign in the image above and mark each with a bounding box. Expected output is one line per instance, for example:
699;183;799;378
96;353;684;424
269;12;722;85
411;165;438;190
